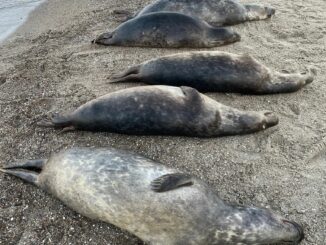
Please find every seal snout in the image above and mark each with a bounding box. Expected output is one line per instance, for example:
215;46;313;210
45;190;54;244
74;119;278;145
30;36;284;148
265;7;276;17
263;111;279;128
283;220;305;243
305;75;314;85
300;70;315;85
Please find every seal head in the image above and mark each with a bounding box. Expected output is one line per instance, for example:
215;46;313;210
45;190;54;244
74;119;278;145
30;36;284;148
215;206;304;244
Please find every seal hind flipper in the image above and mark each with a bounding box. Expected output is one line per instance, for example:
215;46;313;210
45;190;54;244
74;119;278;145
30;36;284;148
0;168;38;184
58;126;76;134
110;65;141;83
3;159;46;172
0;159;47;185
151;173;193;192
37;113;72;129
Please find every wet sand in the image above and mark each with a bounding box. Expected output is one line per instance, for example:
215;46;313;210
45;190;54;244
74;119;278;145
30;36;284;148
0;0;44;43
0;0;325;244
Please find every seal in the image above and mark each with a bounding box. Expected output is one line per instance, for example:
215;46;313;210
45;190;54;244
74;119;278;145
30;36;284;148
38;85;278;136
93;12;240;48
1;147;305;244
114;0;276;26
111;51;314;94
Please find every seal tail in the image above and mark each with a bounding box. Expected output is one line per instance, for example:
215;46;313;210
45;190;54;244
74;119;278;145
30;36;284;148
0;159;46;185
110;65;141;83
37;113;72;129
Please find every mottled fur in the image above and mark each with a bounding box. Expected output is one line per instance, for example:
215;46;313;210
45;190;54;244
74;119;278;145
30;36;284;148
111;51;314;94
116;0;276;26
1;148;304;244
94;12;240;48
39;86;279;136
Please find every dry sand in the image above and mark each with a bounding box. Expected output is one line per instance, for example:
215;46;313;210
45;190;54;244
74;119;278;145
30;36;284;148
0;0;325;244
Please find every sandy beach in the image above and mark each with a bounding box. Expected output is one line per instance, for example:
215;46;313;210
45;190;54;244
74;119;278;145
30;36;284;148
0;0;325;244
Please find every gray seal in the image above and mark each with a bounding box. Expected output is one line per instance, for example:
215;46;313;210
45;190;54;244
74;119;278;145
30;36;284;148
1;147;304;244
38;85;278;136
111;51;314;94
114;0;275;26
93;12;240;48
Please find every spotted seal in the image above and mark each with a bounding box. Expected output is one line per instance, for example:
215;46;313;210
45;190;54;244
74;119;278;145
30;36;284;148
1;147;304;244
38;85;278;136
114;0;275;26
111;51;314;94
93;12;240;48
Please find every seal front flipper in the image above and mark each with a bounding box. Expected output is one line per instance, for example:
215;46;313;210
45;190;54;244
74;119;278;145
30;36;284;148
180;86;203;111
0;159;46;185
151;173;193;192
180;86;202;103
